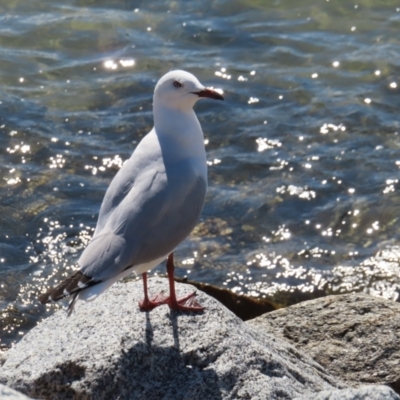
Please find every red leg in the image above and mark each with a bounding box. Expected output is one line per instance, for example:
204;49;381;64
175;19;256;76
165;253;204;311
138;272;168;311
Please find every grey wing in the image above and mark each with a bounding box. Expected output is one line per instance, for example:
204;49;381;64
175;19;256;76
79;160;207;282
94;129;160;236
93;157;137;236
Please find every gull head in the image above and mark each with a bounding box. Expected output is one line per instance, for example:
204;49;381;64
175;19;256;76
154;70;224;111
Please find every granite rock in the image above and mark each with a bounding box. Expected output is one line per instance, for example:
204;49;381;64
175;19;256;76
0;279;340;400
248;293;400;391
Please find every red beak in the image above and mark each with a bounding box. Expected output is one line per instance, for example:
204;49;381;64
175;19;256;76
193;87;224;101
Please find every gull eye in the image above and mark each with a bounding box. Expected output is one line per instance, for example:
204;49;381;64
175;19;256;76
173;81;183;88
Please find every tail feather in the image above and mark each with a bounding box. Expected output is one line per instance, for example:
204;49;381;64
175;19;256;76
67;292;79;317
38;271;99;304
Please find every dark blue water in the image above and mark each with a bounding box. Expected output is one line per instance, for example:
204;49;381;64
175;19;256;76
2;0;400;350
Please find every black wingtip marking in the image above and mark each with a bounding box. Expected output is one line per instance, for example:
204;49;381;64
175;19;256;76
38;271;98;304
67;292;79;317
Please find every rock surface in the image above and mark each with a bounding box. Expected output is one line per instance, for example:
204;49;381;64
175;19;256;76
0;279;340;400
295;385;400;400
0;384;32;400
248;293;400;392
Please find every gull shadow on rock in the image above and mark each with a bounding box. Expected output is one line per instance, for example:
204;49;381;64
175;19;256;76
145;311;154;349
168;309;201;351
110;314;222;400
169;311;180;351
79;309;220;400
114;344;222;400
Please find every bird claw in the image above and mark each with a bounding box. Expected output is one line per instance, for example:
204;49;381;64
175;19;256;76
168;291;204;312
139;291;169;311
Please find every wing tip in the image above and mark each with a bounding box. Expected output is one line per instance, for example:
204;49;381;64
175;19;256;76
38;271;96;305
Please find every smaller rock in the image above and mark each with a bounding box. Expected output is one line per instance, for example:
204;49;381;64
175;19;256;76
295;385;400;400
248;293;400;391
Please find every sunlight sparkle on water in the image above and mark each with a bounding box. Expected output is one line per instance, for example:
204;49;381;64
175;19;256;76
85;155;125;175
6;142;31;154
228;252;321;297
272;225;291;240
320;123;346;134
207;158;221;166
276;185;316;200
49;154;66;169
104;60;118;70
332;247;400;301
103;58;135;70
248;97;259;104
256;138;282;152
383;179;398;194
6;177;21;185
120;59;135;67
270;159;289;171
214;68;231;80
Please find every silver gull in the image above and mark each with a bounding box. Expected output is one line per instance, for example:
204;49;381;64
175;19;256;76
39;70;223;314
